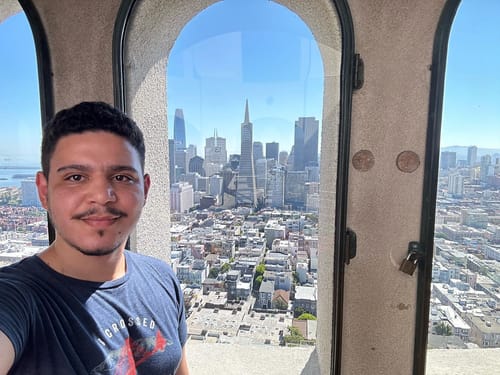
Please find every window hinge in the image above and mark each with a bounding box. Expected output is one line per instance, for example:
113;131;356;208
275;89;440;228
353;53;364;90
345;228;357;265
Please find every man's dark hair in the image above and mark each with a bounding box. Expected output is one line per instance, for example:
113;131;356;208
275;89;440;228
41;101;146;177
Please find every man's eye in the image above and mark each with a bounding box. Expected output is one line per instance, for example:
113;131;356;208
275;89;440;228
66;174;83;182
114;175;134;183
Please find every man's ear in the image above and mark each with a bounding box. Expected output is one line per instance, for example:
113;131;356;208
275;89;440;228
36;171;49;209
143;174;151;205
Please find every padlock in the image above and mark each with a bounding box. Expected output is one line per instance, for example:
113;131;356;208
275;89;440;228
399;252;418;275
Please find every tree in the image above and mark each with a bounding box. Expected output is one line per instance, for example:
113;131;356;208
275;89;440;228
254;275;263;291
274;298;288;311
293;306;306;318
220;263;231;274
208;267;219;279
253;263;266;292
255;263;265;276
297;313;317;321
435;321;452;336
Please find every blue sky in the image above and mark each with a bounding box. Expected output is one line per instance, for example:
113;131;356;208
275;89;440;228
167;0;323;155
0;12;40;166
0;0;498;166
441;0;500;150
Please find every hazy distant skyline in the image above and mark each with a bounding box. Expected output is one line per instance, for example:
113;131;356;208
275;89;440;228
0;0;499;166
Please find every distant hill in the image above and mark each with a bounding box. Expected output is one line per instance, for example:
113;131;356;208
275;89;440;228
441;146;500;161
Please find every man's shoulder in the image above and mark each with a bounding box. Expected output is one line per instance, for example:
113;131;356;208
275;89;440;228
126;250;166;264
0;256;43;281
0;256;45;305
125;251;174;274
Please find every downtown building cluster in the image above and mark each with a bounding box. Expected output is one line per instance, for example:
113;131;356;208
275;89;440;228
168;101;321;345
169;101;320;214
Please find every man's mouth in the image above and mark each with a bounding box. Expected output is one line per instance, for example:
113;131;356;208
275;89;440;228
81;215;121;228
73;208;127;229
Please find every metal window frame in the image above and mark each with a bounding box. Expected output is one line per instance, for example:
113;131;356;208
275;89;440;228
414;1;461;374
113;1;355;373
18;0;55;242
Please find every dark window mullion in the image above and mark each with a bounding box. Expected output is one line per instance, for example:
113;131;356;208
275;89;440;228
414;1;461;374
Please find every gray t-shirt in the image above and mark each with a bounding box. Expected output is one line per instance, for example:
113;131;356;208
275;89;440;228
0;250;187;375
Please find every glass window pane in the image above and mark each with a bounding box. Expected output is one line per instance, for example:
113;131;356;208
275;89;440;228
0;12;47;267
168;0;322;364
427;0;500;371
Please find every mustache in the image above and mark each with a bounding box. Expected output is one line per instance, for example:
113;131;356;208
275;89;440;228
72;207;128;220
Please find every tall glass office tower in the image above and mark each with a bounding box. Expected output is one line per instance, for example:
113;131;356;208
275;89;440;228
173;108;186;150
293;117;319;171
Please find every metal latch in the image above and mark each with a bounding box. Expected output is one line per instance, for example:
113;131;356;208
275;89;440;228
399;241;424;276
345;228;357;265
353;54;364;90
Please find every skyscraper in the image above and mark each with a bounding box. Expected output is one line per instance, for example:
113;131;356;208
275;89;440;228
236;100;256;206
467;146;478;167
448;173;464;197
175;148;188;177
187;144;197;164
255;158;268;193
204;129;227;177
170;181;194;213
189;155;205;176
267;167;285;208
205;129;227;166
278;150;288;166
169;139;176;185
266;142;279;161
480;154;492;182
253;141;264;161
173;108;186;150
440;151;457;170
293;117;319;171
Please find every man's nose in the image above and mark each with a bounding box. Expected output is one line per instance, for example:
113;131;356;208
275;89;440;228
88;178;117;204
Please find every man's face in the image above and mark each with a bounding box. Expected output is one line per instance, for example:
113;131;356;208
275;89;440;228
36;131;150;257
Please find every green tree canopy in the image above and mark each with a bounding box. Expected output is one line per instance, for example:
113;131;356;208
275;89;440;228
255;263;265;276
293;306;306;318
297;313;317;321
283;326;305;345
254;275;263;291
208;267;219;279
435;322;453;336
274;299;288;310
220;263;231;274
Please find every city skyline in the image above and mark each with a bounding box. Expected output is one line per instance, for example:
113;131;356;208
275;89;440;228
171;104;319;160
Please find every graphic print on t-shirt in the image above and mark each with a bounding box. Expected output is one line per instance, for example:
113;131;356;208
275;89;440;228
90;330;170;374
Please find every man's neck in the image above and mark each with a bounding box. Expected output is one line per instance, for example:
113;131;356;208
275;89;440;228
38;243;127;282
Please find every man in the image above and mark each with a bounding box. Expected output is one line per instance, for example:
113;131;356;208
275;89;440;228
0;102;189;374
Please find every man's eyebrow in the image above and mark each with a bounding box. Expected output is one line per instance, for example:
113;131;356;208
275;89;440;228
56;164;89;173
55;165;140;174
109;165;140;174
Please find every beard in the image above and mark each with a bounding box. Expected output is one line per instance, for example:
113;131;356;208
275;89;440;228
47;205;129;257
72;243;121;257
58;231;123;256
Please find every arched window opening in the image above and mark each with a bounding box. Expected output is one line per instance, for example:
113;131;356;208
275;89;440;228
426;0;500;371
167;0;322;359
122;0;343;372
0;10;48;267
